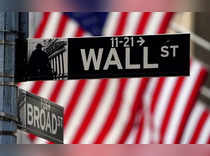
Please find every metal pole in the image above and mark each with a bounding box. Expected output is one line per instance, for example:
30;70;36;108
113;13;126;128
0;12;28;144
0;12;18;144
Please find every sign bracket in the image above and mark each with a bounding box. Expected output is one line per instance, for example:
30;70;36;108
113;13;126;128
0;112;18;123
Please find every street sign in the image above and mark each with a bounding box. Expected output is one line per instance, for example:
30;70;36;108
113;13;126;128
15;34;190;82
17;89;64;144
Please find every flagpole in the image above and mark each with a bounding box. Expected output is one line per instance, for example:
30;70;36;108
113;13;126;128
0;12;28;144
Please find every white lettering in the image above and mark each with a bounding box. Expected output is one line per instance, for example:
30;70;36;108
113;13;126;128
143;47;159;69
52;114;58;135
170;45;179;57
45;112;52;133
34;106;40;128
125;48;141;69
40;109;46;131
103;48;123;70
161;46;169;57
81;48;103;70
27;104;33;126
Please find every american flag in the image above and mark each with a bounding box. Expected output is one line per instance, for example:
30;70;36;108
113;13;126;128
18;12;209;144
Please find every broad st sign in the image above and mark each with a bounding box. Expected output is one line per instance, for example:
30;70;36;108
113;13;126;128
17;89;64;144
15;34;190;82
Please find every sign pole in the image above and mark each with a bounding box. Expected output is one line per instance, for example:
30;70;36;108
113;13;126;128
0;12;28;144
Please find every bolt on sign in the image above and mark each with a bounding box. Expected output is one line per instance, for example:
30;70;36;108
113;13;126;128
17;89;64;144
15;34;190;82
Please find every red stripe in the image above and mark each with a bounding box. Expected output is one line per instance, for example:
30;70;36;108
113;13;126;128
34;12;50;38
136;12;151;34
71;79;109;143
63;80;87;128
75;27;85;37
157;12;174;34
174;68;207;143
114;12;129;35
207;136;210;144
49;80;65;103
151;78;166;114
28;134;37;142
55;14;69;37
189;111;209;144
117;78;149;143
30;81;44;94
17;83;21;87
135;115;145;143
94;79;128;143
159;77;185;143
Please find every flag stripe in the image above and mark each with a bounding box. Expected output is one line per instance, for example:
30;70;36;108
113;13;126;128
136;12;151;34
157;12;174;34
115;12;129;35
207;136;210;144
144;12;165;34
197;116;210;144
104;79;143;143
135;115;145;143
151;78;166;114
159;77;185;143
94;79;128;143
80;79;119;143
117;78;149;143
189;110;209;143
71;79;109;143
34;12;50;38
49;80;65;102
174;67;207;143
55;15;69;37
124;13;142;35
180;101;205;144
63;80;87;127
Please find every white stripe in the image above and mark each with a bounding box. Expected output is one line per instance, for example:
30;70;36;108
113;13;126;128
144;12;165;34
64;80;100;143
143;78;158;107
104;79;142;143
36;81;57;99
125;127;138;144
152;78;177;143
140;115;151;144
63;20;79;38
180;102;205;144
33;138;48;144
29;12;43;37
102;12;121;36
153;78;177;133
163;61;202;143
81;79;119;143
197;116;210;144
19;81;36;92
56;80;78;108
42;12;62;38
124;12;142;35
